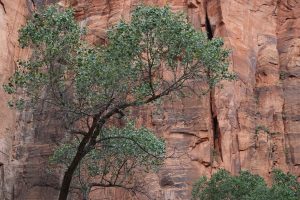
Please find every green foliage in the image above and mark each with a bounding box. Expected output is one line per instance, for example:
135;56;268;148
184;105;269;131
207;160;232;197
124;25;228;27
270;169;300;200
50;121;165;169
97;121;165;170
255;125;279;136
5;5;234;112
18;6;82;49
255;125;270;135
3;5;83;110
50;142;78;166
4;4;234;198
192;169;300;200
106;5;234;90
50;121;165;194
279;71;288;80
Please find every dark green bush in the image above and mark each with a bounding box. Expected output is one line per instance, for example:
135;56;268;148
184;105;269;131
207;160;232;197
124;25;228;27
192;169;300;200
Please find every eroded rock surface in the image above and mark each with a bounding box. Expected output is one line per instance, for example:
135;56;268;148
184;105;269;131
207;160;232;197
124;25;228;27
0;0;30;199
0;0;299;199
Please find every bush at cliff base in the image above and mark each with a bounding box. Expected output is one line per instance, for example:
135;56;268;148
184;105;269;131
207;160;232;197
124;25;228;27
192;169;300;200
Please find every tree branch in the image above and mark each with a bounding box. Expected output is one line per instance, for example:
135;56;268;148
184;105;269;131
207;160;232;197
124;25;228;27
96;135;163;159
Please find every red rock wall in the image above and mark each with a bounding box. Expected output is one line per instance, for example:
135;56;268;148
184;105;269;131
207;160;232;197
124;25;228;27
0;0;299;199
0;0;31;199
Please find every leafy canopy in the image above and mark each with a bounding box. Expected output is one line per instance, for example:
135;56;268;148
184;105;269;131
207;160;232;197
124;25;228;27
192;169;300;200
4;5;234;113
50;121;165;195
4;4;234;198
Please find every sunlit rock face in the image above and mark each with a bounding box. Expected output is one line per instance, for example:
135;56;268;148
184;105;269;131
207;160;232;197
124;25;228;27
0;0;30;199
0;0;299;199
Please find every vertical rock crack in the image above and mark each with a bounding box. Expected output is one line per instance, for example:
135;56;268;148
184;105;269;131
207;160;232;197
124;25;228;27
0;0;6;14
204;3;223;161
205;12;213;40
210;93;223;162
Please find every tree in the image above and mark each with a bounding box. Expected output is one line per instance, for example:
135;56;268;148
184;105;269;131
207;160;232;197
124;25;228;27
270;169;300;200
4;5;234;200
192;169;300;200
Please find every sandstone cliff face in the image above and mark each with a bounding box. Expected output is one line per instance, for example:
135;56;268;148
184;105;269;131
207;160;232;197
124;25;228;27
0;0;30;199
0;0;299;200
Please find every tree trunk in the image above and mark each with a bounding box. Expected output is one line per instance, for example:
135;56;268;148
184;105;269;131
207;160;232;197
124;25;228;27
58;136;90;200
58;111;107;199
58;168;75;200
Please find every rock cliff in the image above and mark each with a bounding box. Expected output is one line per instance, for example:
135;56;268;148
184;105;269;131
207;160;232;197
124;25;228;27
0;0;299;199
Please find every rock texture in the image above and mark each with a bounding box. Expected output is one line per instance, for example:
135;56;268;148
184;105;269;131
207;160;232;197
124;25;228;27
0;0;31;199
0;0;299;200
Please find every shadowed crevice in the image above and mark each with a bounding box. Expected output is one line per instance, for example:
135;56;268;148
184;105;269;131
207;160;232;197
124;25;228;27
210;93;223;162
0;0;6;14
205;13;213;40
